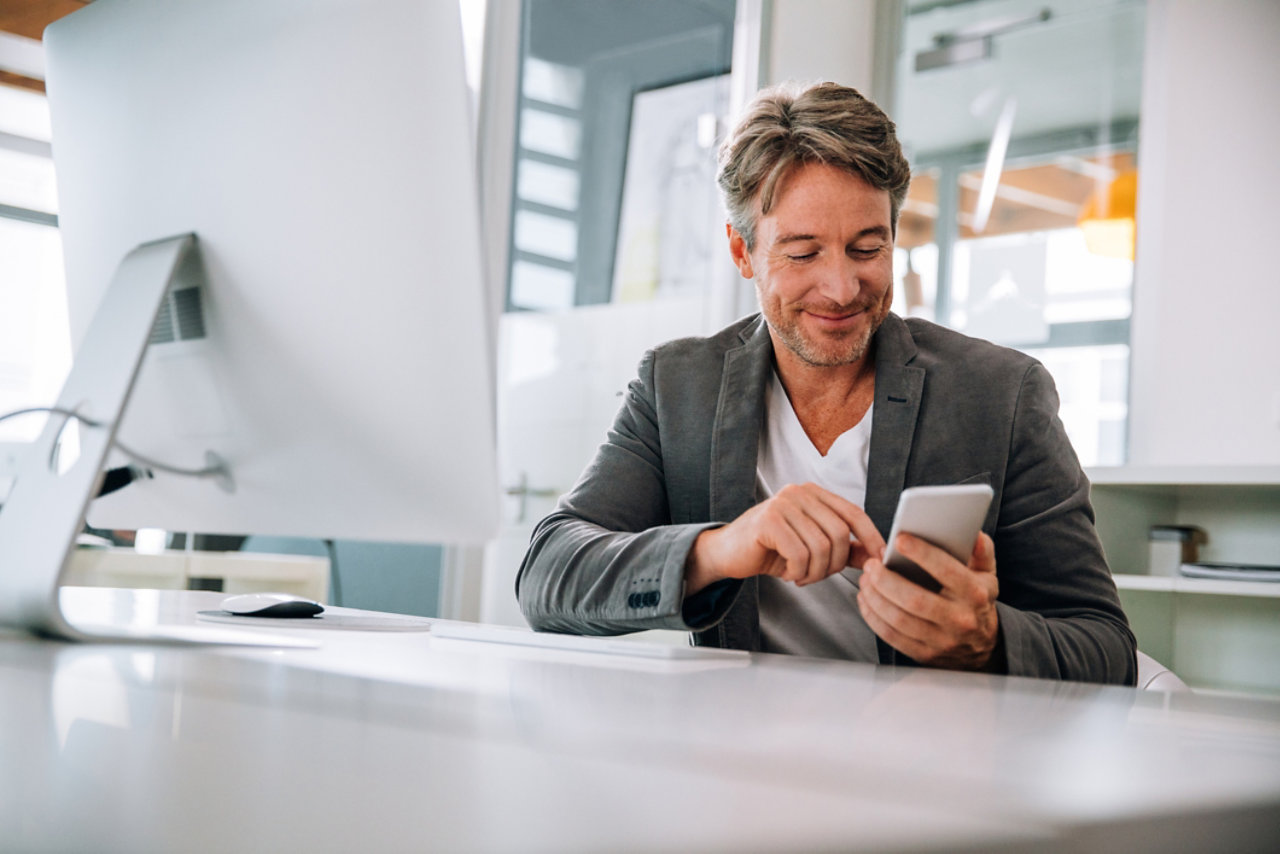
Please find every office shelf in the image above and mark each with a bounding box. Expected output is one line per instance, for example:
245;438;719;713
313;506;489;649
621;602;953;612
1088;465;1280;487
1112;573;1280;599
1087;466;1280;697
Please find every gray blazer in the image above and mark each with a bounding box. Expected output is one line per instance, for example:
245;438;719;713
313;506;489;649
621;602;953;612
517;313;1137;685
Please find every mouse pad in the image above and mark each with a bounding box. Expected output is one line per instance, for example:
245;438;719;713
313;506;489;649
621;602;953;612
196;611;433;632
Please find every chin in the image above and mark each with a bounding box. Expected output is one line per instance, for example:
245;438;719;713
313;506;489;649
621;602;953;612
784;329;872;367
805;316;885;365
809;342;872;368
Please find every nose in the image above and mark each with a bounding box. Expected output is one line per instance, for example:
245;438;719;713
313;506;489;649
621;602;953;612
813;254;862;307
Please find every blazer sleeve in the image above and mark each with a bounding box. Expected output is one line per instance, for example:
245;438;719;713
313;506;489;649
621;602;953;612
992;362;1138;685
515;349;730;635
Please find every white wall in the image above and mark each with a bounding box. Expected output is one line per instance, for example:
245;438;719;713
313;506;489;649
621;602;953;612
766;0;877;91
1128;0;1280;466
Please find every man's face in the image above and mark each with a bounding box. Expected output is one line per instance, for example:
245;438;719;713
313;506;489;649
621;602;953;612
729;162;894;369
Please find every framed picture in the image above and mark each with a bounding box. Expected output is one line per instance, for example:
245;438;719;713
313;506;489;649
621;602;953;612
611;73;730;303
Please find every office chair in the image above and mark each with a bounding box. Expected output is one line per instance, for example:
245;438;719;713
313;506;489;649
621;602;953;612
1137;650;1189;692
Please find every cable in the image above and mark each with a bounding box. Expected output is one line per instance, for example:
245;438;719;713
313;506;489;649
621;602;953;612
111;442;224;479
0;406;226;480
0;406;107;428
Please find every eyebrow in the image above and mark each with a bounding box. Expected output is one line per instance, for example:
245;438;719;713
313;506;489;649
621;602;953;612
772;225;891;246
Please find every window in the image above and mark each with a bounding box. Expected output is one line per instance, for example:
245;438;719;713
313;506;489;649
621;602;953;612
0;83;72;446
508;54;586;311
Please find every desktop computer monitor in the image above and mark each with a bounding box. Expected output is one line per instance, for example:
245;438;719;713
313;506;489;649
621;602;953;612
0;0;501;640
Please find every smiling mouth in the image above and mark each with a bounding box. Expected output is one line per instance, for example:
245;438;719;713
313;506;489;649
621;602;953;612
803;307;866;325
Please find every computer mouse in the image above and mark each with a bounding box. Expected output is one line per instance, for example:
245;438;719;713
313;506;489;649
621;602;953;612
220;592;324;618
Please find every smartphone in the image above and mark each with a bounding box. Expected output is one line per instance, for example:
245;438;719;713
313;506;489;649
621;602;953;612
882;484;994;592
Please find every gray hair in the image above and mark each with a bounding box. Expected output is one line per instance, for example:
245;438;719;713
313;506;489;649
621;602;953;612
716;81;912;249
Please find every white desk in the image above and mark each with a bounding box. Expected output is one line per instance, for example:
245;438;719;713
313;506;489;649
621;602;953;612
3;588;1278;853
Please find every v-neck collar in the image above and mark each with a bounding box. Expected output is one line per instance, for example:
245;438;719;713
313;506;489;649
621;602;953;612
767;369;873;461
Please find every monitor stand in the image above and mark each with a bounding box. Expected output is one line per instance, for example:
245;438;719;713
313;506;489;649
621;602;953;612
0;234;312;648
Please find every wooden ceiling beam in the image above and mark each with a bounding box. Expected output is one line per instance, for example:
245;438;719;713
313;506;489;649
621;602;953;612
0;0;88;41
0;69;44;93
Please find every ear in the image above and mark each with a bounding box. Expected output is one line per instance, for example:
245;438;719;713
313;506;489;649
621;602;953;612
726;223;754;279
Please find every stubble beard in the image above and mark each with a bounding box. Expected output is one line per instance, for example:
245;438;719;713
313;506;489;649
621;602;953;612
763;294;890;369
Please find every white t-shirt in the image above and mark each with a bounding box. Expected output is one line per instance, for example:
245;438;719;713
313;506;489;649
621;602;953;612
755;370;880;661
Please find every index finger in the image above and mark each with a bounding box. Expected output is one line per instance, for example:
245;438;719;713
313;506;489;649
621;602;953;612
806;485;886;560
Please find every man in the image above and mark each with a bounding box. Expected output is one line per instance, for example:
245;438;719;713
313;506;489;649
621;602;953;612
516;81;1136;685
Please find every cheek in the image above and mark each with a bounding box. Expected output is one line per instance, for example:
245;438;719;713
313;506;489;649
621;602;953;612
759;265;809;303
873;254;895;281
870;260;895;298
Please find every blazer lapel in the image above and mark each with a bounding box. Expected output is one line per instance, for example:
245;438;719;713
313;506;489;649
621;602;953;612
709;317;772;524
866;314;925;538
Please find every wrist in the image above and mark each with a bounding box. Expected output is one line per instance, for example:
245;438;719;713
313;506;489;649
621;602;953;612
684;528;726;596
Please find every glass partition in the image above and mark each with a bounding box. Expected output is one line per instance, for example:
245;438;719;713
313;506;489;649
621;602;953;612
893;0;1145;465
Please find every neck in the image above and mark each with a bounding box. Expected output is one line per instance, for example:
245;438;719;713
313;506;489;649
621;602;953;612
769;335;878;456
771;337;876;408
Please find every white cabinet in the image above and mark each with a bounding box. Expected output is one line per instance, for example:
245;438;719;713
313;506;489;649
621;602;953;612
1087;466;1280;696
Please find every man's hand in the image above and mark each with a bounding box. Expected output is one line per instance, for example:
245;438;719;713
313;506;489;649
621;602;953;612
857;532;1000;671
685;483;885;595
